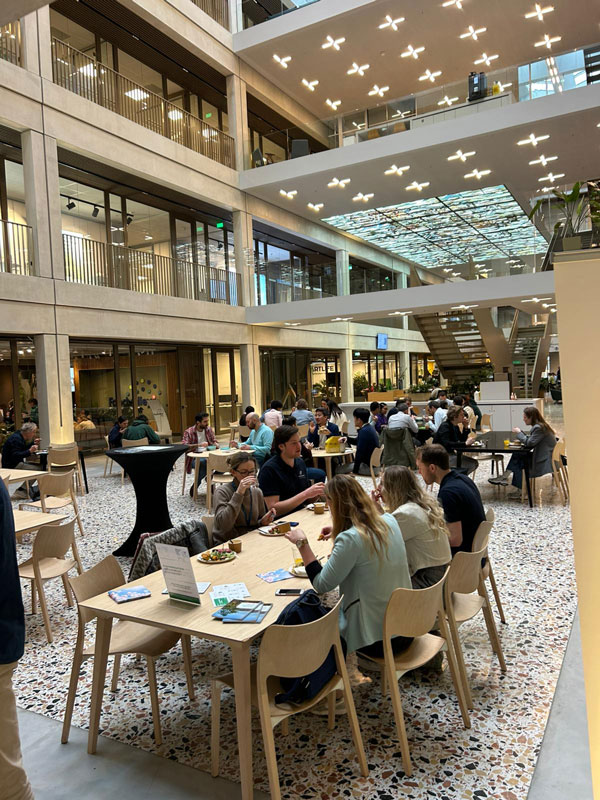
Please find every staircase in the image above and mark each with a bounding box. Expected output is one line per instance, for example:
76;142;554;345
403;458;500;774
509;326;545;397
415;310;490;383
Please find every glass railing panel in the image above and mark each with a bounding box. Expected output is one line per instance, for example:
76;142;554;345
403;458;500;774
242;0;320;29
188;0;230;29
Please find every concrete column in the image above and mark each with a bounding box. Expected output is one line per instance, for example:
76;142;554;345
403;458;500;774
232;208;255;307
228;0;242;32
339;348;353;403
19;11;39;74
398;350;409;390
240;342;261;409
33;5;53;81
22;130;64;280
226;72;250;172
35;334;74;448
336;250;350;296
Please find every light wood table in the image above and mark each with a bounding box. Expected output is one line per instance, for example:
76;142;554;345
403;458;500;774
187;448;254;502
1;467;45;487
13;510;69;537
79;506;332;799
310;446;355;481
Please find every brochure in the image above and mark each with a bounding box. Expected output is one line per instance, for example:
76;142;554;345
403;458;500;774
108;586;151;604
212;599;272;623
257;568;293;583
155;543;200;605
210;582;250;607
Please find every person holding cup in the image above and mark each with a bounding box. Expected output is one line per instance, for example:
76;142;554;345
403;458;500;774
182;412;217;497
212;451;275;544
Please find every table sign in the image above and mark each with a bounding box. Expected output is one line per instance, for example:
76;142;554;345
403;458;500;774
156;543;201;605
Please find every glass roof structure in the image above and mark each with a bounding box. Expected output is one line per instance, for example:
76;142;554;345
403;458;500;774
322;185;548;269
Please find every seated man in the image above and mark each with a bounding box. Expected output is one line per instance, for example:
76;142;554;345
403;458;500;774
416;443;485;555
258;425;325;516
306;406;340;448
369;401;387;434
123;414;160;445
387;402;418;434
240;412;274;466
1;422;40;499
263;400;283;428
432;405;478;473
337;408;380;476
182;412;216;497
291;399;315;427
108;416;128;449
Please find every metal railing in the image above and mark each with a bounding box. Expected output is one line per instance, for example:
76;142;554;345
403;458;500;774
0;220;33;275
254;259;336;304
189;0;230;28
242;0;320;29
0;21;20;66
51;39;235;168
63;234;241;305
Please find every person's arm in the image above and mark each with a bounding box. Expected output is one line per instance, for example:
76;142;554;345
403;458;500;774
212;487;243;544
446;521;463;548
246;427;271;461
353;428;368;473
517;424;543;447
329;422;341;437
439;487;463;547
306;424;319;447
434;423;454;452
286;528;357;594
206;427;217;446
146;426;161;444
407;415;418;434
263;482;325;517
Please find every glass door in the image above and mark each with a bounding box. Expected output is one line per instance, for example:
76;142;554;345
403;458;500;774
178;347;206;432
211;349;237;434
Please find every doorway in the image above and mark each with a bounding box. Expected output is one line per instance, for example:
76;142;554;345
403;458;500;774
211;348;238;434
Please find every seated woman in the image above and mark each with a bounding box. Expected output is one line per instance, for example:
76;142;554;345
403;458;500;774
327;400;347;429
285;474;412;658
212;451;275;544
374;465;451;589
489;406;557;493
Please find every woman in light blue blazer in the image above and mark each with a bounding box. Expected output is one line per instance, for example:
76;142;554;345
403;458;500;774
285;474;412;657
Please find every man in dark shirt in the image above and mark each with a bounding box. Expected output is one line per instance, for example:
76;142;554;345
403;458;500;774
0;479;34;798
416;443;485;555
337;408;380;475
108;416;128;449
306;407;340;448
258;425;325;516
2;423;41;499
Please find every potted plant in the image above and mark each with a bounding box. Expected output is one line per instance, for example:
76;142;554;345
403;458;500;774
529;182;589;251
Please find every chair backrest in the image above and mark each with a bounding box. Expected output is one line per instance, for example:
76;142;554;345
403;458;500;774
341;420;349;434
297;423;309;439
207;451;231;472
552;439;566;466
446;545;488;596
258;597;343;680
69;554;125;624
238;425;251;438
104;435;109;448
48;444;78;468
412;406;421;416
121;437;149;448
471;519;493;554
370;446;383;469
1;473;9;491
38;469;75;499
481;413;492;430
32;520;76;562
202;514;215;546
252;147;265;167
485;506;495;523
383;568;449;640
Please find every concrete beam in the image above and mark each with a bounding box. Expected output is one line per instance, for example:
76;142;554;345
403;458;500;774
1;0;48;26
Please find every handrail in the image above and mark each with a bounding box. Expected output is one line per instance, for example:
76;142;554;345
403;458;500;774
189;0;230;29
62;234;241;305
508;309;520;349
0;21;20;66
51;38;235;169
0;220;33;275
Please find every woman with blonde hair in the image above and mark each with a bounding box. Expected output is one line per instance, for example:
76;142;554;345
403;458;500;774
212;451;275;544
374;466;451;589
285;474;412;657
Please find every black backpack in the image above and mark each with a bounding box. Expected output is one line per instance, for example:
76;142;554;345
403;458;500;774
273;590;338;706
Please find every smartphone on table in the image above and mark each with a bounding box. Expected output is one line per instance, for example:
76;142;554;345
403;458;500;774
275;588;303;596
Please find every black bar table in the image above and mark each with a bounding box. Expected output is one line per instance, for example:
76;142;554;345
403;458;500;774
454;430;535;508
107;444;188;557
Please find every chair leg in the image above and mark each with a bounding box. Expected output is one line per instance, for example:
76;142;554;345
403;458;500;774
438;617;471;729
210;681;221;777
385;659;412;777
71;496;85;537
61;644;86;743
103;457;108;478
281;717;289;735
36;576;53;644
327;692;335;731
145;656;162;746
340;669;368;779
181;464;187;496
62;574;74;607
181;635;195;701
257;699;282;800
31;579;37;614
380;668;387;696
487;562;506;624
447;616;473;709
111;654;122;692
479;583;507;672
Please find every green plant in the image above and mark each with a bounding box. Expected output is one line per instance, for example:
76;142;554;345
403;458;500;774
408;378;437;394
529;182;589;239
353;372;369;399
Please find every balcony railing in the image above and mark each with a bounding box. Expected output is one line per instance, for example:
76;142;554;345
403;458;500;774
0;220;33;275
0;21;20;66
189;0;230;29
254;260;336;304
63;234;241;305
242;0;320;29
51;39;235;169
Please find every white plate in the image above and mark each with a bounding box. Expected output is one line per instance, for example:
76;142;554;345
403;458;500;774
289;564;308;578
258;526;286;537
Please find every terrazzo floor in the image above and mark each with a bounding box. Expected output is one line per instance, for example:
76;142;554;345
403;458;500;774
11;420;575;800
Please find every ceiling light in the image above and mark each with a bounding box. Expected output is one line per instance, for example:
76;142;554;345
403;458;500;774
284;322;302;326
406;180;430;191
66;198;76;210
273;54;291;69
279;189;297;199
392;109;413;118
535;34;561;49
401;45;425;59
353;192;374;202
448;149;476;161
91;205;99;218
126;214;133;225
525;4;554;20
517;132;550;146
332;316;353;321
322;35;345;51
385;164;410;176
419;69;442;82
302;78;319;91
529;154;558;166
474;53;499;66
442;0;464;8
379;15;405;31
388;311;412;315
438;95;459;106
460;25;487;40
325;98;341;110
539;172;564;182
465;168;491;180
443;268;453;273
522;296;552;303
368;84;389;97
451;304;478;310
307;202;324;212
347;62;370;76
352;121;365;129
124;88;149;101
497;81;513;91
328;177;351;188
451;272;461;277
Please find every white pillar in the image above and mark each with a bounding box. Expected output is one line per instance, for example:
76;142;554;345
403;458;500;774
336;250;350;296
339;348;353;403
226;72;250;172
19;11;39;74
35;334;74;447
22;130;64;280
232;209;255;307
240;342;261;409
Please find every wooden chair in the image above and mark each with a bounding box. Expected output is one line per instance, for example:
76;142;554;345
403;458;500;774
473;511;506;624
443;543;507;708
103;435;114;477
120;437;149;485
48;444;85;496
411;405;421;416
369;445;383;488
205;451;233;511
2;473;9;491
210;598;367;799
472;416;504;476
61;555;195;747
18;520;83;643
296;423;309;439
480;413;492;432
358;570;470;776
551;440;569;505
19;470;85;537
238;424;251;439
201;514;215;546
341;420;349;434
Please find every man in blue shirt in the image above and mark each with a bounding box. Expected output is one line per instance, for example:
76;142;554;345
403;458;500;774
337;407;379;475
240;412;274;466
306;407;340;448
291;398;315;427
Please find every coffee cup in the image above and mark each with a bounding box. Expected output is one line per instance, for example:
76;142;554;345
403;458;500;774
230;440;238;448
229;539;242;553
207;444;217;450
313;502;326;515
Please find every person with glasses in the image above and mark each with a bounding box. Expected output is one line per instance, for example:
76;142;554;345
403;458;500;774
212;451;276;544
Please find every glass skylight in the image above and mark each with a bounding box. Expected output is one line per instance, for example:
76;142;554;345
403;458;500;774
322;185;548;268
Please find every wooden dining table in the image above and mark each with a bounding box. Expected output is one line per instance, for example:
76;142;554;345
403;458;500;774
310;445;355;481
79;505;333;799
13;509;69;536
1;468;46;492
187;447;255;502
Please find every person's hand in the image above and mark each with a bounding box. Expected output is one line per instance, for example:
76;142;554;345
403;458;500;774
304;441;314;451
240;443;251;450
304;482;325;500
371;486;382;503
34;437;41;444
466;435;477;445
236;476;256;495
512;427;521;434
309;421;316;433
285;526;307;546
260;507;276;526
29;444;38;454
318;525;332;541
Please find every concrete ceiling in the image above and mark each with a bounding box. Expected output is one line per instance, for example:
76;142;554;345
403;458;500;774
1;0;48;26
234;0;600;120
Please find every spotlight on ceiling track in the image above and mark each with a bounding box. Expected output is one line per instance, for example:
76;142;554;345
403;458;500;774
92;205;99;218
66;198;76;210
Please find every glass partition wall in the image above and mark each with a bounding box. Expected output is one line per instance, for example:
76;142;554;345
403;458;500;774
0;337;37;439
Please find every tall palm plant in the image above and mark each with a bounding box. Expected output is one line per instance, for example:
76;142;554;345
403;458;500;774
529;182;589;238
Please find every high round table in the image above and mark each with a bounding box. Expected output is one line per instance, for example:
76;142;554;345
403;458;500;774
107;444;188;556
